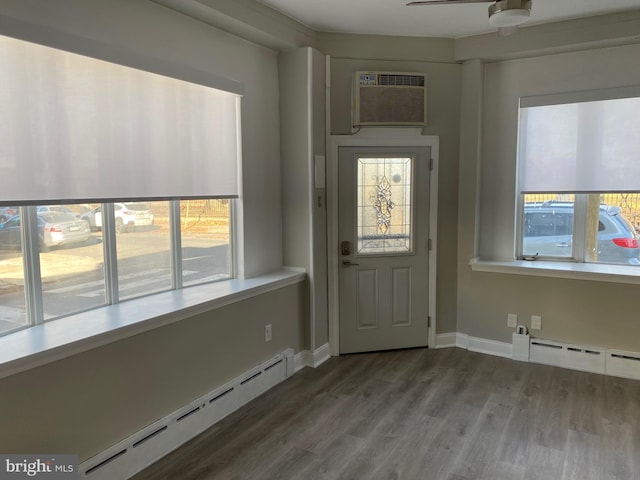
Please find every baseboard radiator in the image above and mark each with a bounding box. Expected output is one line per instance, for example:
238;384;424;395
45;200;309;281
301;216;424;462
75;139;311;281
79;349;295;480
529;339;640;381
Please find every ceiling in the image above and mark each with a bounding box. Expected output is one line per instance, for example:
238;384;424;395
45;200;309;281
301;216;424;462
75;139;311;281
256;0;640;38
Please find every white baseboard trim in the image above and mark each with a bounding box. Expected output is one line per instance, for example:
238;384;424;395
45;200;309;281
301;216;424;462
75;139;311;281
455;333;470;349
435;332;512;358
313;343;331;367
79;349;295;480
434;332;457;348
294;343;331;372
468;335;513;359
434;332;470;349
294;350;312;372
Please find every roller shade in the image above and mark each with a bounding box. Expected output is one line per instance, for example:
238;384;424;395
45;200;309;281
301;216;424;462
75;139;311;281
0;34;241;203
518;89;640;193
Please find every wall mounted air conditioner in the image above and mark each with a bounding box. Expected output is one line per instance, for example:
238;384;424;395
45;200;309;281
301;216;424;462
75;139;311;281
352;71;426;128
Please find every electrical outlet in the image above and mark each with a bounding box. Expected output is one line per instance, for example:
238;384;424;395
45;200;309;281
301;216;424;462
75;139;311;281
264;324;272;342
531;315;542;330
507;313;518;328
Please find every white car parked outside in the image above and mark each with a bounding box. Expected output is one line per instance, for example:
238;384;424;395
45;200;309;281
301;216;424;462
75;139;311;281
81;202;154;233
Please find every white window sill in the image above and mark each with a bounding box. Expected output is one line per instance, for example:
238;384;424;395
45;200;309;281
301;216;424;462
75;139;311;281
0;269;305;380
470;258;640;285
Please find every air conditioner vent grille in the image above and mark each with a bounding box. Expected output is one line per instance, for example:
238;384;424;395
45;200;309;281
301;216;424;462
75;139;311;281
378;74;425;87
353;71;427;127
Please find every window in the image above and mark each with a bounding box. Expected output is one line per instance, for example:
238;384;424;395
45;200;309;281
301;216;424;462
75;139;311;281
0;200;233;336
0;214;27;335
517;89;640;266
116;200;172;300
39;203;105;319
522;195;575;258
0;33;240;337
357;157;413;254
180;200;231;286
0;34;241;203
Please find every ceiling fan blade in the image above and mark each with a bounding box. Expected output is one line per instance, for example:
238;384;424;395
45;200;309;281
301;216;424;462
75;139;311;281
407;0;493;5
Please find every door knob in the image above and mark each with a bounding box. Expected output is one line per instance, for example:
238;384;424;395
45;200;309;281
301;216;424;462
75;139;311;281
342;260;360;268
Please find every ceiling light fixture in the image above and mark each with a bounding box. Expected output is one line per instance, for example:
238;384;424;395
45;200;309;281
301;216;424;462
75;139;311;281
489;0;532;28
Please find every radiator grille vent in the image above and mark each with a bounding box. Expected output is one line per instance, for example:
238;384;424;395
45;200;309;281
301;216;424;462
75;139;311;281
607;350;640;381
529;338;605;375
611;353;640;361
132;426;167;448
525;338;640;381
378;74;424;87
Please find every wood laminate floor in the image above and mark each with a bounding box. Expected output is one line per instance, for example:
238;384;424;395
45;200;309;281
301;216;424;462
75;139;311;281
133;347;640;480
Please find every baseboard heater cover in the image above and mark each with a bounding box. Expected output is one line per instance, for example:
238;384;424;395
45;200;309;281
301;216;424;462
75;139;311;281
529;338;605;374
528;339;640;381
79;349;295;480
606;349;640;381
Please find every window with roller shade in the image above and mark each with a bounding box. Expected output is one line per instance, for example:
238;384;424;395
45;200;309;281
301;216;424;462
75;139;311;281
517;87;640;266
0;33;239;336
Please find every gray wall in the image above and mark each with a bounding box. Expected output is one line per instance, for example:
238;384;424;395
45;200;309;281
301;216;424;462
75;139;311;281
0;283;305;458
310;48;329;349
0;0;306;460
279;47;328;350
458;43;640;350
279;48;312;351
322;34;461;335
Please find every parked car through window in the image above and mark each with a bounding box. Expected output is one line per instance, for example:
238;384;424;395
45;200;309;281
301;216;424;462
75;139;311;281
0;213;90;251
523;201;640;265
81;202;154;233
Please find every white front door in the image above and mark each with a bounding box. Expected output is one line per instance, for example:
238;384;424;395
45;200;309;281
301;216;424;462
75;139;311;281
338;146;430;354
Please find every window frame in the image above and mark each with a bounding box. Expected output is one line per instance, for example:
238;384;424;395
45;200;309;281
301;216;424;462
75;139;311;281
515;87;640;267
0;198;235;338
516;194;593;263
0;26;243;337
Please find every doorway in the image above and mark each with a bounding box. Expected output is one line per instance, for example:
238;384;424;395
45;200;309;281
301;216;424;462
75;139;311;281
337;146;431;353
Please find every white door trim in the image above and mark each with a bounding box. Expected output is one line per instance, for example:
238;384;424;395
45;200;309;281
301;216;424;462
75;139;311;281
328;128;439;356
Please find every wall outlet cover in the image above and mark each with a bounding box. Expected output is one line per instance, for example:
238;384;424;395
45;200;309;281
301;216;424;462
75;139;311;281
531;315;542;330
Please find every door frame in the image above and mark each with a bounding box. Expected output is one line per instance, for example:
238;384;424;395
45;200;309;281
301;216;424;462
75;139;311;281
328;128;439;357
